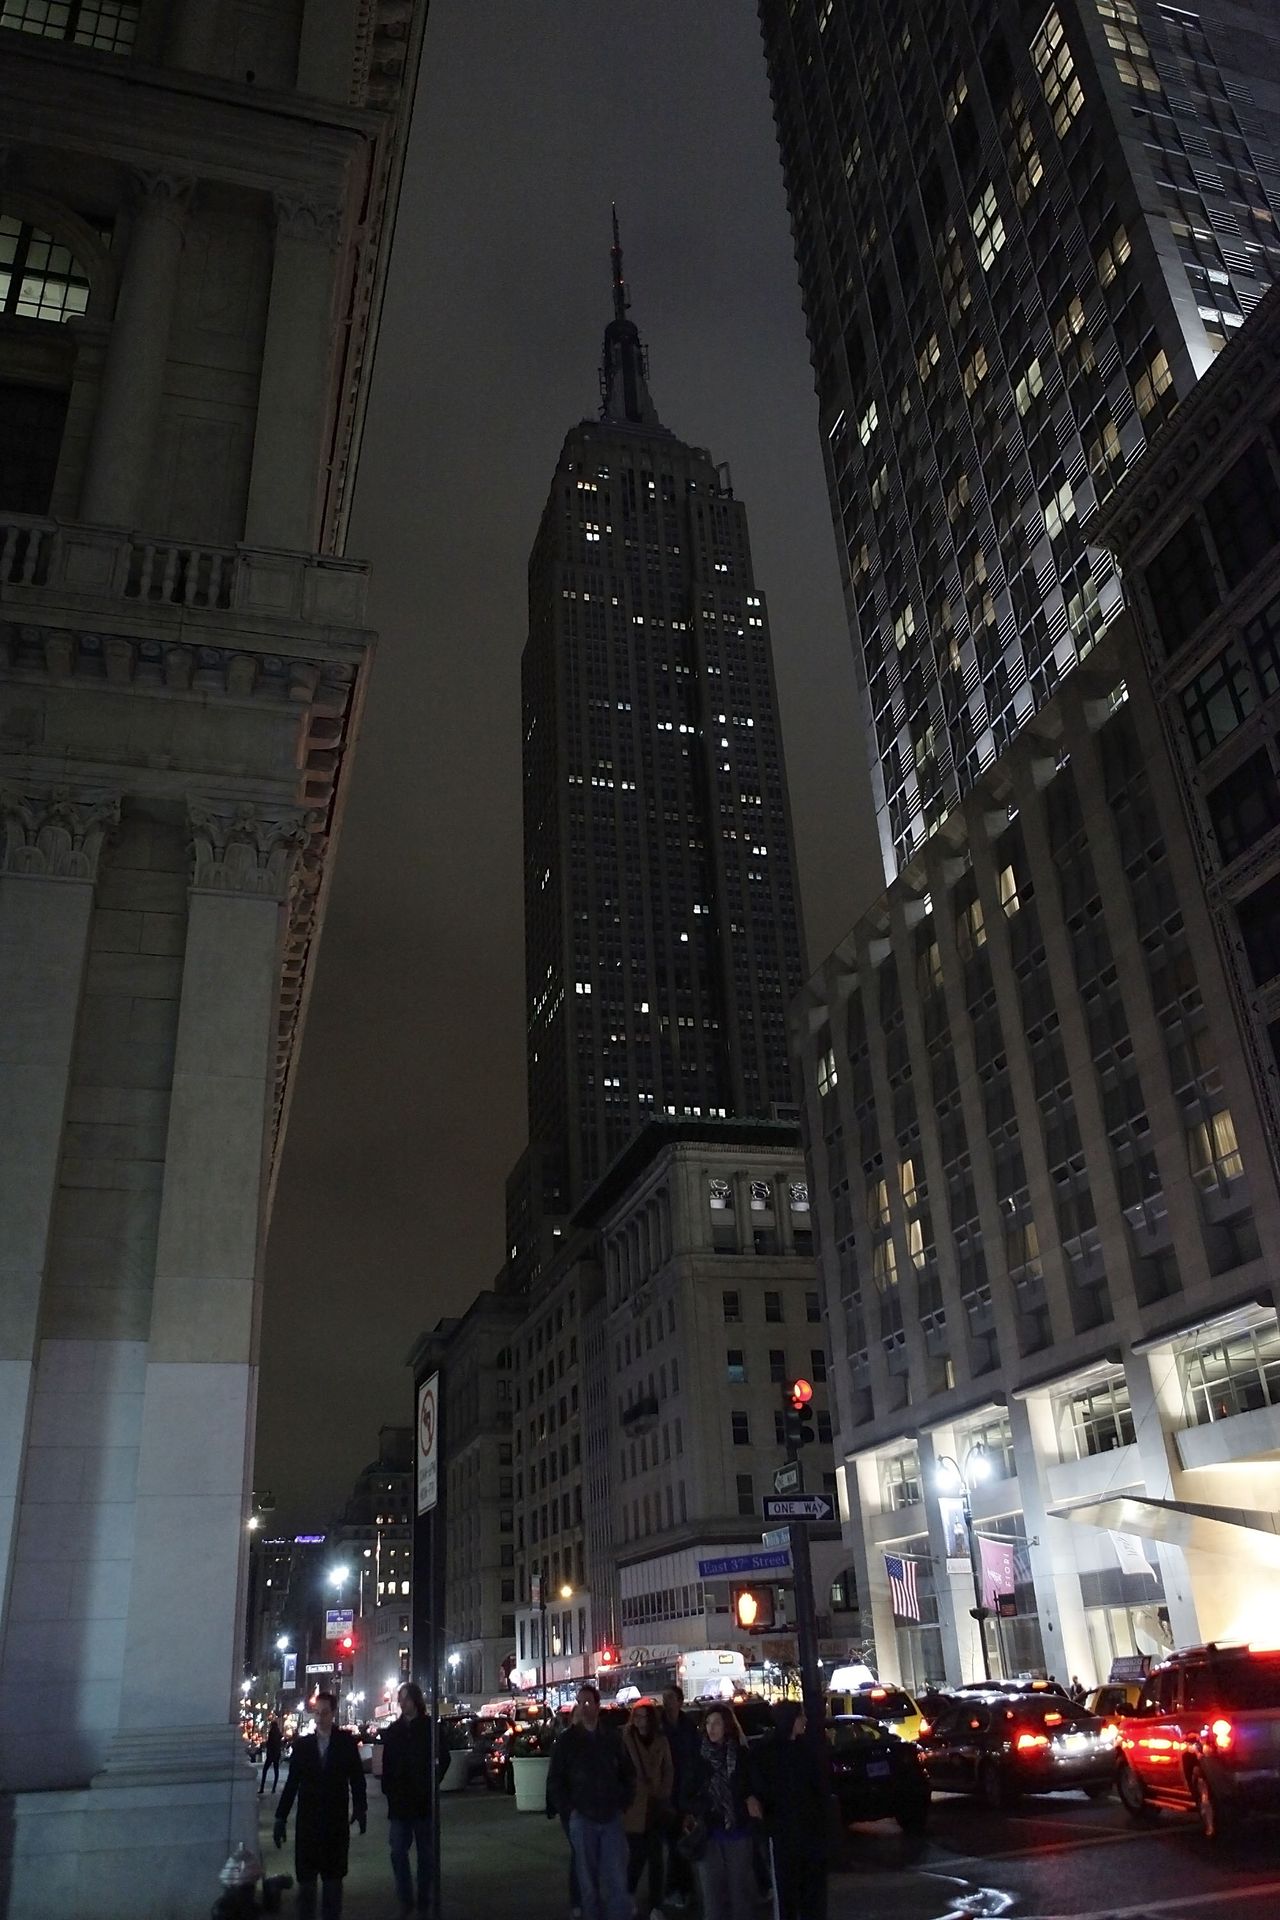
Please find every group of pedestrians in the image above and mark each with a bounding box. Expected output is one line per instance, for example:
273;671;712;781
547;1681;829;1920
270;1682;444;1920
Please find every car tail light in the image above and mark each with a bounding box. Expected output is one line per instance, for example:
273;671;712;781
1099;1723;1119;1748
1044;1712;1063;1727
917;1719;932;1737
1016;1731;1050;1750
1210;1718;1234;1753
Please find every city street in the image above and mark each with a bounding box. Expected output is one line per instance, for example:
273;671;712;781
258;1787;1280;1920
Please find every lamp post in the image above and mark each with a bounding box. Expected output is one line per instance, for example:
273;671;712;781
538;1577;574;1708
935;1445;993;1683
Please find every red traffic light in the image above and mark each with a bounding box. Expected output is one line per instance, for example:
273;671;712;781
339;1633;355;1653
787;1378;814;1409
598;1646;618;1668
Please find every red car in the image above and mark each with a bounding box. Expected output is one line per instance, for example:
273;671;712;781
1117;1642;1280;1839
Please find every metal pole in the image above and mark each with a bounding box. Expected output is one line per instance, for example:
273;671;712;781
964;1491;992;1682
789;1519;824;1747
429;1501;441;1920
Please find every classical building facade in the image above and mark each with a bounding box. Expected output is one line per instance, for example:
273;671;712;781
759;0;1280;881
0;5;423;1913
509;223;805;1281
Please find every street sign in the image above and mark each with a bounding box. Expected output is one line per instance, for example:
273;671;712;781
697;1549;791;1579
417;1370;439;1516
305;1662;335;1675
774;1461;802;1496
761;1494;836;1524
762;1527;791;1549
324;1608;354;1640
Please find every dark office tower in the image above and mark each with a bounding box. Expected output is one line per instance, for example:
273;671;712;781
519;222;804;1212
759;0;1280;882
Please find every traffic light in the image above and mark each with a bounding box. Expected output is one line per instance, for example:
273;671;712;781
338;1632;355;1670
597;1646;619;1671
782;1377;816;1452
732;1586;775;1633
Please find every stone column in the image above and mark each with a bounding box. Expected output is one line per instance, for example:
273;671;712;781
100;800;311;1796
1011;1392;1094;1684
0;788;117;1625
244;197;340;552
79;173;191;529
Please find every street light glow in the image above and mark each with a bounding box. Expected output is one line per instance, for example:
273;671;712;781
276;1636;291;1653
559;1583;573;1600
329;1565;351;1589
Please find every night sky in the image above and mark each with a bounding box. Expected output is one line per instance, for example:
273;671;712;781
255;2;880;1526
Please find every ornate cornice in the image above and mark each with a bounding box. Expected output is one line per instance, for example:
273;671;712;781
0;784;119;880
273;193;342;249
188;800;319;900
130;169;195;233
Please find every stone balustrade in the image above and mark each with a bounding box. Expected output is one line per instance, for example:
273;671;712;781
0;512;369;630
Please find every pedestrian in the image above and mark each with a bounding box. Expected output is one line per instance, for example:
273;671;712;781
273;1691;367;1920
622;1701;673;1920
546;1704;584;1918
1069;1675;1087;1705
659;1684;699;1910
677;1705;763;1920
547;1683;635;1920
381;1681;445;1918
754;1703;829;1920
259;1715;284;1797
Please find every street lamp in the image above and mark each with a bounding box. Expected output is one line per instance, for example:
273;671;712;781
329;1565;351;1591
537;1577;574;1708
935;1444;993;1682
276;1636;291;1654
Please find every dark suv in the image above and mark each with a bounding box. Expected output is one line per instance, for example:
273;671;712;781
1117;1643;1280;1839
919;1690;1118;1808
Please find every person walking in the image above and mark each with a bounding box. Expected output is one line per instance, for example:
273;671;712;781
659;1685;699;1911
545;1704;585;1918
1069;1675;1087;1705
381;1682;444;1918
678;1706;763;1920
547;1684;635;1920
754;1704;829;1920
273;1691;367;1920
259;1716;283;1797
622;1702;673;1920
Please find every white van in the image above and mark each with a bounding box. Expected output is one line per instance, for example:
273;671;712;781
678;1649;749;1701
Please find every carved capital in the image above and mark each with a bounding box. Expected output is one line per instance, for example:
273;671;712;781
273;194;341;249
187;800;319;899
1;785;120;880
130;171;194;233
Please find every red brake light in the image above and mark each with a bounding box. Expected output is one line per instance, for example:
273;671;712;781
1016;1731;1050;1750
1210;1717;1233;1753
1044;1711;1063;1726
870;1687;887;1698
917;1719;932;1737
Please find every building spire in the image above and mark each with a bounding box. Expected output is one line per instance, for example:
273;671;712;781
600;206;664;430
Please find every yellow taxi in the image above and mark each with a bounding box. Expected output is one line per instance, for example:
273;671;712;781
832;1684;928;1744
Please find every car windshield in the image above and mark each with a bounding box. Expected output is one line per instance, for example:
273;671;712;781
856;1689;916;1718
1006;1698;1091;1727
1206;1656;1280;1709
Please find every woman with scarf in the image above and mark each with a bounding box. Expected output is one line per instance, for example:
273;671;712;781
677;1706;763;1920
621;1701;674;1920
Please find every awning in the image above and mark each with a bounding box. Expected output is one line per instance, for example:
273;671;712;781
1046;1492;1280;1567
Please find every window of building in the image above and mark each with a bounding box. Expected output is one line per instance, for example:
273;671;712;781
1238;874;1280;987
1206;749;1280;863
736;1472;754;1517
817;1410;833;1444
1056;1376;1135;1458
1188;1106;1243;1188
810;1347;828;1382
971;184;1006;268
768;1348;787;1382
879;1448;922;1510
1032;6;1084;137
1179;1312;1280;1425
726;1348;746;1384
0;381;67;514
805;1290;821;1323
1203;443;1280;589
0;213;90;321
1243;590;1280;697
1181;641;1255;760
1144;517;1219;654
764;1291;783;1323
731;1411;751;1446
722;1290;741;1324
0;0;137;52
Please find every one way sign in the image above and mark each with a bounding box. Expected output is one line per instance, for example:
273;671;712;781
762;1494;835;1524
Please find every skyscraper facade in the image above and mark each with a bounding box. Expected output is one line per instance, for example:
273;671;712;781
759;0;1280;882
519;225;805;1216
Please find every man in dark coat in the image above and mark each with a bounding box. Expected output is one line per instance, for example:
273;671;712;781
660;1686;701;1909
380;1682;446;1918
259;1716;283;1796
753;1703;829;1920
274;1691;367;1920
547;1684;635;1920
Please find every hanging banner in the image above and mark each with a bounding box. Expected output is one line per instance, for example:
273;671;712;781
417;1371;439;1516
977;1535;1017;1610
282;1652;297;1689
1110;1530;1158;1581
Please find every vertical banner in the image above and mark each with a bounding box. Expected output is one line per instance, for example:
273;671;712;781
282;1652;297;1689
417;1370;439;1516
978;1535;1017;1610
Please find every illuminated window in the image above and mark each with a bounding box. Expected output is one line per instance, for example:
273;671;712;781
962;345;989;397
0;214;89;322
1;0;137;51
971;185;1007;269
956;894;987;957
1188;1108;1243;1188
817;1045;838;1098
998;865;1021;917
1043;479;1076;538
1097;225;1132;288
917;332;941;381
1133;348;1172;418
1096;0;1161;92
858;400;879;446
1015;358;1045;415
1033;7;1084;137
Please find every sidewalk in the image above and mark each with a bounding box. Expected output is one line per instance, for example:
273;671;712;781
258;1789;964;1920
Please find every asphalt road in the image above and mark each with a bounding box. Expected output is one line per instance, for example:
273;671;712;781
258;1782;1280;1920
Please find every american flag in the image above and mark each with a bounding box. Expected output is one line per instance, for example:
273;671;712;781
884;1553;921;1621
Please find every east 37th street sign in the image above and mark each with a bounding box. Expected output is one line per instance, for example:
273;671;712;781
761;1494;835;1524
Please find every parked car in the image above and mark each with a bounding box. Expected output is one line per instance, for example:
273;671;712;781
845;1685;928;1744
1116;1642;1280;1839
1086;1680;1146;1722
827;1714;931;1832
919;1690;1118;1808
